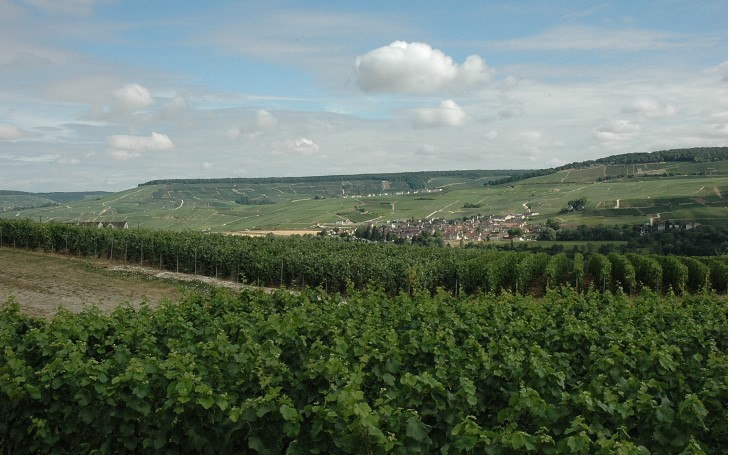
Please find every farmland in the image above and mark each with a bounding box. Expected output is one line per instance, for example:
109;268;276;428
0;147;727;453
1;149;726;232
1;280;726;453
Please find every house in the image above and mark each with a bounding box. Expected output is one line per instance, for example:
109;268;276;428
74;221;128;229
105;221;129;229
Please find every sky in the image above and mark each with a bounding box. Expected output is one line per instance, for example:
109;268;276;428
0;0;727;192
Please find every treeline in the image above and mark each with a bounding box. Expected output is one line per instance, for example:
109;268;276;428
235;196;275;205
139;170;520;190
591;147;727;165
0;191;109;203
485;147;728;186
537;224;727;257
0;219;725;296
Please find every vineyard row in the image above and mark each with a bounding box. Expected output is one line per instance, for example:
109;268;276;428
1;287;726;453
0;219;726;296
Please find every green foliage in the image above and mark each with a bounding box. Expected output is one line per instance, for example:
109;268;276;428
545;253;569;290
1;289;726;453
608;253;637;294
588;253;612;292
235;195;275;205
627;254;663;293
680;257;711;293
656;256;689;293
507;227;524;237
0;219;724;298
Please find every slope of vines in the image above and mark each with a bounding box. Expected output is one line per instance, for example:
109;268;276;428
0;219;726;296
1;288;726;453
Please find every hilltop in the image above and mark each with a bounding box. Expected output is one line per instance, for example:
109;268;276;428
0;147;726;231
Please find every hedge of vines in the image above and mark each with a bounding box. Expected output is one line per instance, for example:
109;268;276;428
1;288;726;453
0;219;726;296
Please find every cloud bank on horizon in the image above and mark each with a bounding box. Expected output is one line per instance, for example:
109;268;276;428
0;0;726;191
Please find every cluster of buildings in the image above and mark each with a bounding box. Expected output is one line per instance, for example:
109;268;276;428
342;188;442;199
74;221;129;229
324;212;536;243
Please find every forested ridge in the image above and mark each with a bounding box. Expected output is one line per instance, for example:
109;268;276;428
485;147;728;186
138;169;520;189
139;148;727;189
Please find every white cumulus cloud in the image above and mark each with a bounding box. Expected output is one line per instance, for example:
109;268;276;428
271;137;321;156
355;41;491;94
593;119;642;142
410;99;467;128
255;109;278;130
107;132;174;159
293;137;319;155
112;83;154;112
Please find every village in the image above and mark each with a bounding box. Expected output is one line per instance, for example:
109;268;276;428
323;212;536;243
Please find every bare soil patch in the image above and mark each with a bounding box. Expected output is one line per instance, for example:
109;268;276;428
0;248;186;318
1;247;286;318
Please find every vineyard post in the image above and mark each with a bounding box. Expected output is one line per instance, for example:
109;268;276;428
140;242;144;265
65;234;69;253
176;252;179;273
124;240;128;263
0;227;3;247
110;238;114;262
159;252;162;270
280;258;284;287
194;249;197;275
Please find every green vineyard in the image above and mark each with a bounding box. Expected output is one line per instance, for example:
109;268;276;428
1;287;726;453
1;218;727;453
0;219;726;297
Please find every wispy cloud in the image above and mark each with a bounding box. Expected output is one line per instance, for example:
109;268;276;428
491;25;701;52
0;124;34;140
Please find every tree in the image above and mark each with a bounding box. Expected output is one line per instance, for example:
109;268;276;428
538;227;557;241
545;218;561;231
567;197;587;211
507;227;523;238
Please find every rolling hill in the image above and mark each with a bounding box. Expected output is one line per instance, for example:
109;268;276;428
1;148;726;231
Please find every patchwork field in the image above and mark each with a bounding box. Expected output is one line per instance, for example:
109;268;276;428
2;154;726;231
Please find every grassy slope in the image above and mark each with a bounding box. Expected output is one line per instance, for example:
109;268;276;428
1;162;726;231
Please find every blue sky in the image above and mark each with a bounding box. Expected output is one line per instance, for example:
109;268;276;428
0;0;726;191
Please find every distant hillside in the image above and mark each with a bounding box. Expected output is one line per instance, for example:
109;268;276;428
1;148;726;231
139;169;526;190
486;147;727;185
0;191;110;212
